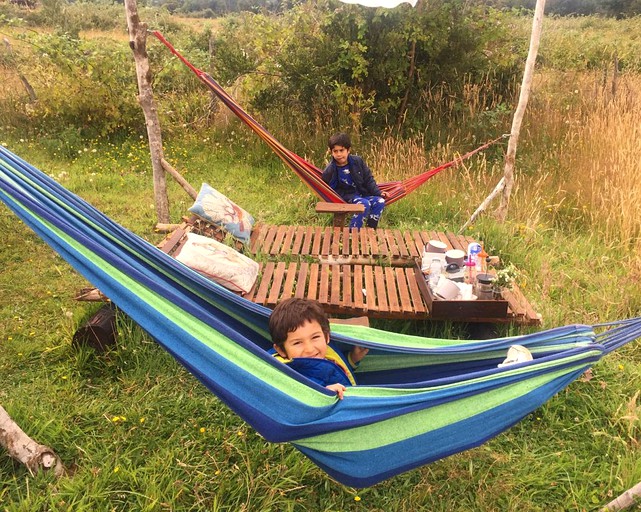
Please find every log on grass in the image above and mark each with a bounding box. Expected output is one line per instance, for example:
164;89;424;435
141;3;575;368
0;405;65;477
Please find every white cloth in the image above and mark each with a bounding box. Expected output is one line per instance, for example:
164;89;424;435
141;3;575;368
339;0;417;7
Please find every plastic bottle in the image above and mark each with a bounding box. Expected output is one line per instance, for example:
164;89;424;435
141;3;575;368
477;244;488;273
467;242;482;269
428;258;442;289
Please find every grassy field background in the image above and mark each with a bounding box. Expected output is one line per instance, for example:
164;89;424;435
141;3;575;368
1;6;641;511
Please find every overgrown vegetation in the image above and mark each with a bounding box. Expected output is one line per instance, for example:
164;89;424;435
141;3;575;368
1;2;640;510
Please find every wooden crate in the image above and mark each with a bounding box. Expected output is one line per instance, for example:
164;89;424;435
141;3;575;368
413;262;509;322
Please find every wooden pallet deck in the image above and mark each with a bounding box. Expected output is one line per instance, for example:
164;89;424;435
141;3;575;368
188;217;477;266
243;260;540;325
151;218;542;326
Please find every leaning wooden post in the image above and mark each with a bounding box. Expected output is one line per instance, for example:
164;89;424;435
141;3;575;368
0;405;65;477
124;0;170;224
493;0;546;222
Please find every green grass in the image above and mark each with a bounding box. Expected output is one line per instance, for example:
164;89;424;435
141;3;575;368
2;126;641;511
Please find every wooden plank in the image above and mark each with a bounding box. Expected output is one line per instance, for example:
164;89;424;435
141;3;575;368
158;226;187;254
406;267;427;314
254;262;275;305
360;228;369;257
394;229;410;258
300;226;314;255
279;226;296;255
342;264;352;308
270;225;288;255
248;223;264;254
353;265;365;311
374;228;388;257
266;261;287;305
394;267;412;314
446;231;467;252
364;265;376;312
402;231;420;258
384;229;399;259
374;266;388;313
311;227;323;256
260;225;278;255
321;227;332;256
319;264;330;304
331;264;342;306
412;230;426;256
331;227;342;257
290;226;306;255
385;267;401;313
351;227;360;256
307;263;319;301
342;227;351;257
294;262;309;299
315;201;365;214
281;261;298;300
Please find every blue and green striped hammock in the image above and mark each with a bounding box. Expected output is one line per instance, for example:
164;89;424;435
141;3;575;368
1;145;640;487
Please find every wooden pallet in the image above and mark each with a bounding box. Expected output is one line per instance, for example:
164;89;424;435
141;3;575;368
144;218;540;325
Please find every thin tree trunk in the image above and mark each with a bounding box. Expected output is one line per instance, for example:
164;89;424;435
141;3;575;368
494;0;546;222
124;0;170;224
396;39;417;131
0;405;65;477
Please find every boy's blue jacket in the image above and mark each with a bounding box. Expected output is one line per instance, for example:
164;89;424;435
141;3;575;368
322;154;382;202
270;343;358;388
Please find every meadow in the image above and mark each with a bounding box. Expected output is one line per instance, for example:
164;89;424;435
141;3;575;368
1;7;641;511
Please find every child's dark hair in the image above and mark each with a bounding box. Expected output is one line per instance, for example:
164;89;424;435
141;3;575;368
328;132;351;150
269;298;330;346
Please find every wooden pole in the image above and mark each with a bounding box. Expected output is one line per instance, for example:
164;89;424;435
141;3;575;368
494;0;546;222
0;405;65;477
124;0;170;224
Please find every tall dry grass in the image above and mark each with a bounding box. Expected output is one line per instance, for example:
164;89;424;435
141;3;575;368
526;71;641;247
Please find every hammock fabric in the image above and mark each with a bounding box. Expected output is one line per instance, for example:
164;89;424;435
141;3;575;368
1;145;640;487
153;31;504;205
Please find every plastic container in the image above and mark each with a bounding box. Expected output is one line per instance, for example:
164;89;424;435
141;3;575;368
476;273;495;300
428;258;442;289
467;242;482;268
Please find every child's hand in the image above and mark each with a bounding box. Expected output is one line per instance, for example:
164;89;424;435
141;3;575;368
350;346;369;363
326;383;346;399
381;191;389;199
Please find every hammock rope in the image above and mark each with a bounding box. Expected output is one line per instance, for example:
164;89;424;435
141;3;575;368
1;145;639;487
152;31;505;205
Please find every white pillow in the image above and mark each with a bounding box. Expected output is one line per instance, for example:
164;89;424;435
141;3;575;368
175;233;259;294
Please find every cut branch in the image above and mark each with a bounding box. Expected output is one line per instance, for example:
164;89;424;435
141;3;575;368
459;177;505;233
160;158;198;200
600;482;641;511
0;405;65;477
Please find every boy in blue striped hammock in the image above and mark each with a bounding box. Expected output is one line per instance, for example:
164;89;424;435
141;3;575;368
269;298;369;399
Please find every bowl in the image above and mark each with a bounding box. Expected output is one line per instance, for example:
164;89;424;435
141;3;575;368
434;277;460;300
445;249;465;267
426;240;447;253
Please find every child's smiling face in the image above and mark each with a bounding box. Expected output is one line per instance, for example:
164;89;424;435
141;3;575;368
331;145;350;167
274;320;329;359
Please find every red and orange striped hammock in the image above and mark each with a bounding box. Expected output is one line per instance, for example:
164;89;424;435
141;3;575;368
154;31;504;205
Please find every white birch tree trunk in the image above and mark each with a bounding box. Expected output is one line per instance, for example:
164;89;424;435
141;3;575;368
124;0;170;224
494;0;546;221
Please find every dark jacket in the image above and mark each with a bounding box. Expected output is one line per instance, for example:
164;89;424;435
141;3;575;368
322;154;382;202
